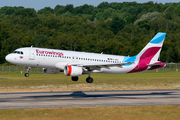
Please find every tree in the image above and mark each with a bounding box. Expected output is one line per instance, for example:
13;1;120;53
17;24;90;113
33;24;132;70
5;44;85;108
37;7;54;14
13;8;37;18
0;6;15;15
32;35;48;47
111;15;125;34
103;8;115;20
65;4;74;13
54;5;66;15
97;2;109;9
126;15;137;24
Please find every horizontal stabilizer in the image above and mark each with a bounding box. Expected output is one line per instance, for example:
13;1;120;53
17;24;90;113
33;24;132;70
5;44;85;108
148;63;165;66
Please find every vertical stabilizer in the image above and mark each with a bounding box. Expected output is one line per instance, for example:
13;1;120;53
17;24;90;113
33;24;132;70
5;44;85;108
128;32;166;73
136;32;166;62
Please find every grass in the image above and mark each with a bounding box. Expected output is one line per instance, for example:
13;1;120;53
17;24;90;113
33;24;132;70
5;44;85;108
0;71;180;119
0;105;180;120
0;71;180;92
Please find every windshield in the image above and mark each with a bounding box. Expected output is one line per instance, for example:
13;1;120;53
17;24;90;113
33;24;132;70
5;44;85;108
13;51;23;55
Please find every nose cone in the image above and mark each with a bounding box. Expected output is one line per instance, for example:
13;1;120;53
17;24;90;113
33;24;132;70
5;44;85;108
5;54;12;63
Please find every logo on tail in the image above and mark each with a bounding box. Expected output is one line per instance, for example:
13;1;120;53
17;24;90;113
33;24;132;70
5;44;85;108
125;32;166;73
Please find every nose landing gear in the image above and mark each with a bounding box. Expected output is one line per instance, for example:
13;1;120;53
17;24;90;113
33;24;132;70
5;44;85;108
24;66;31;77
24;73;29;77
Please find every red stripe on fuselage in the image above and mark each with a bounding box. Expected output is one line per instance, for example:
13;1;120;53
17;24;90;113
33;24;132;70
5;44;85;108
67;65;72;76
128;47;161;73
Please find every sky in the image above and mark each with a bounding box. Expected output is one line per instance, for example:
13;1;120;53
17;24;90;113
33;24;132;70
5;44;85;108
0;0;180;11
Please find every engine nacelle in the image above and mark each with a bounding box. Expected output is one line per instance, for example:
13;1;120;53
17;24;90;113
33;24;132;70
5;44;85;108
64;65;83;76
43;68;60;74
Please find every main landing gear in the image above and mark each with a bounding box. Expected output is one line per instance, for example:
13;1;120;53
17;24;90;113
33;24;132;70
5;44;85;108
71;73;94;83
24;66;31;77
71;76;79;81
86;72;93;83
86;77;93;83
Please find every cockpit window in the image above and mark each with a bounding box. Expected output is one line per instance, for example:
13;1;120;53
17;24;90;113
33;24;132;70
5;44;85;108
13;51;23;55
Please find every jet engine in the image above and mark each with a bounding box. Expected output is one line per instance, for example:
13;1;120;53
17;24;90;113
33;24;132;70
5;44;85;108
43;68;60;74
64;65;83;76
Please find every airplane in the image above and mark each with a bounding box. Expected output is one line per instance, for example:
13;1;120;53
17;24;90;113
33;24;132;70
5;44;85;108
5;32;166;83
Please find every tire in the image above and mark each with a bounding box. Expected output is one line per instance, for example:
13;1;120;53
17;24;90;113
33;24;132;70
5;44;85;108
71;76;79;81
24;73;29;77
86;77;93;83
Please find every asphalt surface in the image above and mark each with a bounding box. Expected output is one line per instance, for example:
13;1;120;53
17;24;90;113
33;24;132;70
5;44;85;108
0;89;180;109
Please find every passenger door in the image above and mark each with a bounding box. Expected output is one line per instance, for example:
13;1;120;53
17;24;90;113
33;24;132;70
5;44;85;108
29;49;35;60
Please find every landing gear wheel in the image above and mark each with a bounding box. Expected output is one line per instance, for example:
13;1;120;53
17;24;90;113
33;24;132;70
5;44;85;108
24;73;29;77
71;76;79;81
86;77;93;83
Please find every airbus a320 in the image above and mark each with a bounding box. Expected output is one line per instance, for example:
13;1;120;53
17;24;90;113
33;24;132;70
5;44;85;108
5;32;166;83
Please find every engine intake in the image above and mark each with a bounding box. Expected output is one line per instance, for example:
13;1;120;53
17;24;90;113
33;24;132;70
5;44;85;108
64;65;83;76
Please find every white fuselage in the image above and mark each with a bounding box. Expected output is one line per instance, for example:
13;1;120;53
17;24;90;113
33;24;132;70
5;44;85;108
5;32;167;83
5;47;137;74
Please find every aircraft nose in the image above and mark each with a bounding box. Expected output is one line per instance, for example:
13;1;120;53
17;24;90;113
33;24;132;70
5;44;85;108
5;54;12;63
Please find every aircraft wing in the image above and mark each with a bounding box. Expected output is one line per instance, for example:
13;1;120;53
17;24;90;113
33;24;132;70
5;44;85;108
70;62;134;70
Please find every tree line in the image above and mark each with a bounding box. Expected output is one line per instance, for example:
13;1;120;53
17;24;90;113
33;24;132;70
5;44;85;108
0;1;180;64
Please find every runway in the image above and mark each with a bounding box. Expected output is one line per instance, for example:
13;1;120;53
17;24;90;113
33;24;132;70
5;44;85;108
0;89;180;109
